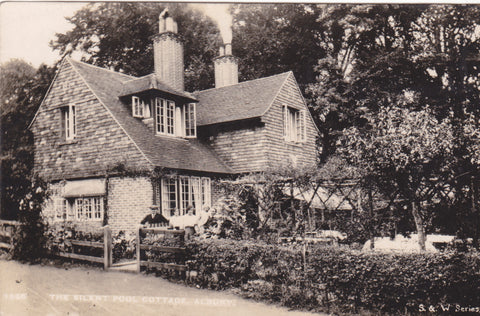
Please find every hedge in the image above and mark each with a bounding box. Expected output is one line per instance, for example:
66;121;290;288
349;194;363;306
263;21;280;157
182;238;480;315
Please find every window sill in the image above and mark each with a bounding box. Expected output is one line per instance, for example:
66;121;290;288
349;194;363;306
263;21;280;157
154;133;190;141
58;139;79;146
284;140;305;147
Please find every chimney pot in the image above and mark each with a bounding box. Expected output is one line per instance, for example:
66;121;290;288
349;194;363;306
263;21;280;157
225;43;232;55
166;17;175;33
219;46;225;56
159;17;165;33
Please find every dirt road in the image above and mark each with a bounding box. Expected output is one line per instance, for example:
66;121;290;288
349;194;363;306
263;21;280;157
0;260;321;316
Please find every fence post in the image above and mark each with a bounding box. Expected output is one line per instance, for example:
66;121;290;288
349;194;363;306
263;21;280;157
103;226;112;270
136;227;141;273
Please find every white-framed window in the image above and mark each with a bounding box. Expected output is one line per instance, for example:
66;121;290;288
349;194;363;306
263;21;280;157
154;97;196;138
161;177;178;216
155;97;176;135
132;96;143;118
61;105;76;140
132;96;151;118
184;103;196;137
160;176;211;217
53;197;67;222
75;197;104;221
201;178;211;208
283;105;306;143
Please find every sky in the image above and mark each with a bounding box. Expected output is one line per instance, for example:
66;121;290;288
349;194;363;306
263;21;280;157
0;2;87;67
0;1;473;69
0;1;234;68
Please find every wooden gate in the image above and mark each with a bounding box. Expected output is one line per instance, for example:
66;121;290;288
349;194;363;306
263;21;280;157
136;228;187;277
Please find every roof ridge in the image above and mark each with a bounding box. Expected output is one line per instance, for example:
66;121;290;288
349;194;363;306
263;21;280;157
121;73;155;83
67;57;135;80
197;71;292;94
259;71;292;117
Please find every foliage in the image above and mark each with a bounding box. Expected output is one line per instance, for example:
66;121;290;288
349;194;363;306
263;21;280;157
1;60;55;219
50;3;221;91
232;4;327;87
112;230;136;261
181;238;480;315
204;171;315;242
11;178;49;262
341;105;454;176
339;105;455;249
308;5;480;165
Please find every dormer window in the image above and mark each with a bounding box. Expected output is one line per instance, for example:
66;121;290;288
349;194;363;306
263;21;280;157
132;96;143;117
154;97;196;138
155;97;175;135
132;96;151;118
184;103;196;138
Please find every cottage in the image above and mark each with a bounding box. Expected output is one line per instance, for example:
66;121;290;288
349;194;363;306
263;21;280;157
29;11;319;232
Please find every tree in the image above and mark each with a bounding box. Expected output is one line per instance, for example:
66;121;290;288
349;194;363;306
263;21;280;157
232;3;327;88
340;103;454;250
0;60;55;219
308;5;480;165
307;5;429;162
50;3;222;91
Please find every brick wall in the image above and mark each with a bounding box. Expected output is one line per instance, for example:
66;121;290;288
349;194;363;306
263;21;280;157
31;59;152;181
107;176;153;232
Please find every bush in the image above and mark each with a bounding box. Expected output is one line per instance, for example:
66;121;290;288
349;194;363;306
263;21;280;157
181;238;480;314
112;230;136;262
45;224;104;258
11;178;49;262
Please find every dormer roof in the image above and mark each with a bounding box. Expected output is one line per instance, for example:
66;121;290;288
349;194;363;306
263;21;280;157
120;73;197;102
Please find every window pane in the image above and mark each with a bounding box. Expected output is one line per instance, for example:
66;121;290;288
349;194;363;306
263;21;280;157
71;106;76;137
180;177;190;215
167;101;175;135
201;178;211;209
155;98;165;133
84;198;92;219
93;197;102;219
162;178;177;217
184;103;196;137
76;199;83;220
191;177;201;214
65;107;70;139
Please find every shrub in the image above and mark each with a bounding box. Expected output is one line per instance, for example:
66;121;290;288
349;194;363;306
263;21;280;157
181;238;480;314
45;224;104;258
112;230;136;262
11;178;49;262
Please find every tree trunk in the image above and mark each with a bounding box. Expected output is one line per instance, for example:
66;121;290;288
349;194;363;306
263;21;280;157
411;201;426;251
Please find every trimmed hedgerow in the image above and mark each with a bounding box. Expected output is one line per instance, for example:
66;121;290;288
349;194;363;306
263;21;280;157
180;238;480;315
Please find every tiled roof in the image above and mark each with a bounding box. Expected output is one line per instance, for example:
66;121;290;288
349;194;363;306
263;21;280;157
68;59;232;174
194;72;291;126
120;74;197;101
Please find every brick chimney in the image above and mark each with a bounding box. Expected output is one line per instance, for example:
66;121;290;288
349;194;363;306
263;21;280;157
214;43;238;88
153;9;184;91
